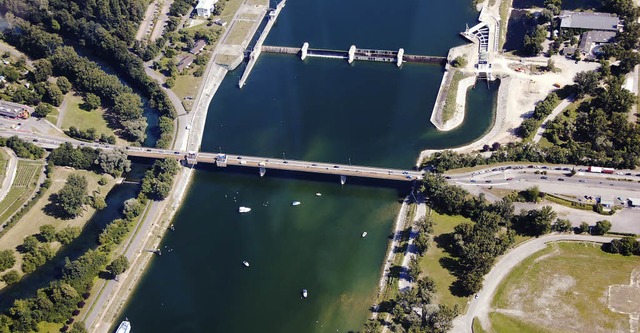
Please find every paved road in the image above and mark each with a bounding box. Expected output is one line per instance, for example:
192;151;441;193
0;148;17;203
450;234;616;333
532;95;574;143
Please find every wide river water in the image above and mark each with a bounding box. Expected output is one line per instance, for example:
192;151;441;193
117;0;498;332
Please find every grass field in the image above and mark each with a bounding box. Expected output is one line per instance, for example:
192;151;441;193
36;321;64;333
225;20;255;45
60;93;117;140
0;160;42;223
0;167;115;277
45;104;60;125
419;211;472;310
0;149;8;187
490;242;638;332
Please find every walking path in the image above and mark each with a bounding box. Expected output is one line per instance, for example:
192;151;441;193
450;234;616;333
0;148;17;203
532;95;574;143
397;203;426;291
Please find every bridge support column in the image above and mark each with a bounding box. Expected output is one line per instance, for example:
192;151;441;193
397;48;404;67
348;45;356;64
301;42;309;60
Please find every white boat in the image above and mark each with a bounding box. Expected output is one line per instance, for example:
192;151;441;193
302;289;308;298
361;232;368;238
259;167;266;177
242;261;250;267
238;206;251;213
340;175;346;185
315;193;322;196
115;319;131;333
292;201;301;206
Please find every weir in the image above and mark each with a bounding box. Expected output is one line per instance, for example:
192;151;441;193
261;44;446;65
238;0;286;88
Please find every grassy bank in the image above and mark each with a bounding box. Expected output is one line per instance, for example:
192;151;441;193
498;0;513;50
490;242;637;332
0;160;42;223
442;70;466;124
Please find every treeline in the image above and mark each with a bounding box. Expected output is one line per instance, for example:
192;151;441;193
140;158;180;200
49;143;131;177
65;127;116;144
1;0;178;147
605;236;640;256
0;136;44;159
517;92;559;139
0;158;179;332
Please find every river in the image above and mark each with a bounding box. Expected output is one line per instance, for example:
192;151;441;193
117;0;498;332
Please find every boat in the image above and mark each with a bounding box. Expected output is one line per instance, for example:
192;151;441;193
292;201;301;206
315;193;322;196
238;206;251;213
361;232;368;238
340;175;346;185
302;289;308;298
115;319;131;333
242;261;250;267
259;167;266;177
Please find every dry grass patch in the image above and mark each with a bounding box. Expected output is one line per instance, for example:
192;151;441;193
490;242;638;333
0;167;115;276
224;20;255;45
0;160;42;223
0;149;8;186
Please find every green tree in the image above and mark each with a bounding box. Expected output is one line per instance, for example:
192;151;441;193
1;270;20;285
608;236;639;256
98;177;108;186
451;56;467;68
521;186;541;202
31;59;52;83
107;255;129;278
0;250;16;271
70;322;88;333
84;93;101;110
408;257;421;282
44;83;64;106
56;226;81;245
95;148;131;177
577;222;590;234
552;218;572;233
33;103;55;118
21;236;39;254
593;220;612;235
39;224;56;242
56;76;71;94
55;174;88;218
91;196;107;210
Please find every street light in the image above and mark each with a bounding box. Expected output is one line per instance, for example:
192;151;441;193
282;152;286;161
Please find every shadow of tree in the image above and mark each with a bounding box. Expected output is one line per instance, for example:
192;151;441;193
388;265;403;279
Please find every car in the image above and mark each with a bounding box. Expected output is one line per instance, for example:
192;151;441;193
174;151;180;154
445;176;452;179
555;167;561;170
528;165;534;168
485;180;492;183
333;166;339;168
626;173;632;176
237;156;242;159
579;179;586;183
402;171;408;175
610;183;614;186
283;161;288;164
470;179;476;183
541;176;548;179
311;163;317;166
146;149;152;152
405;176;412;179
558;178;564;181
506;177;513;181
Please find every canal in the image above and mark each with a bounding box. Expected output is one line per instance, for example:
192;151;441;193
117;0;498;332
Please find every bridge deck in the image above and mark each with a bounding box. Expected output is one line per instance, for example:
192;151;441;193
261;45;445;64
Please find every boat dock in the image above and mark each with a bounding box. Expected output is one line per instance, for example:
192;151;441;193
238;0;286;88
261;43;446;66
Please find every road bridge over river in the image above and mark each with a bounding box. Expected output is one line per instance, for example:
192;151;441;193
1;131;424;183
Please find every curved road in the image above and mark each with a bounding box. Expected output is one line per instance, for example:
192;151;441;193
0;148;18;203
450;234;616;333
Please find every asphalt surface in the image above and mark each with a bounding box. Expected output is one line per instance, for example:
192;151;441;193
450;234;616;333
0;148;17;203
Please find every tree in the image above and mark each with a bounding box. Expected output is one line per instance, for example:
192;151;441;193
521;25;547;56
362;319;381;333
546;59;556;72
95;148;131;177
608;236;639;256
91;196;107;210
84;93;101;110
56;76;71;94
44;83;64;106
408;257;421;282
552;219;572;233
33;103;55;118
573;71;600;97
56;226;81;245
521;186;540;202
55;174;88;218
0;250;16;271
593;220;612;235
31;59;52;83
39;224;57;242
451;56;467;68
21;236;39;254
2;270;20;285
576;221;590;234
107;255;129;278
69;322;88;333
98;177;108;186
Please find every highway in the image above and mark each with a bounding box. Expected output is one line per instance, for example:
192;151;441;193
0;130;424;182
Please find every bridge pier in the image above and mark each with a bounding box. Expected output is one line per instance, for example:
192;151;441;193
397;48;404;67
301;42;309;60
348;45;356;64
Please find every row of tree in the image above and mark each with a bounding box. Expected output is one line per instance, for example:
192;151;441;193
49;143;131;177
0;136;44;160
140;159;181;200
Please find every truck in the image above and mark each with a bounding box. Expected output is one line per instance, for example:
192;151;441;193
588;166;615;174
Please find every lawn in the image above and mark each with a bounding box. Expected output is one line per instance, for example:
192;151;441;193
490;242;638;332
172;74;202;110
0;160;42;223
0;167;115;277
45;104;60;125
418;211;473;310
224;20;255;45
59;93;118;141
35;321;64;333
489;312;554;333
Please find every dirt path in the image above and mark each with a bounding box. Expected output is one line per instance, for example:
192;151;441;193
0;148;17;203
450;234;616;333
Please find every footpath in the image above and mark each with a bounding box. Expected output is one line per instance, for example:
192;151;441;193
0;148;17;203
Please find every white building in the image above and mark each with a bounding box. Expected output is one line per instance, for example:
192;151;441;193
196;0;218;18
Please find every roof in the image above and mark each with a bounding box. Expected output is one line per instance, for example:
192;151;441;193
600;198;614;206
196;0;218;9
629;198;640;206
560;11;620;31
190;39;207;54
177;54;196;72
578;30;616;52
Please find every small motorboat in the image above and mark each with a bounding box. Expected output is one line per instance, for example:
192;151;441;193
292;201;301;206
315;193;322;197
238;206;251;213
361;232;368;238
302;289;308;298
115;319;131;333
340;175;346;185
242;261;250;267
